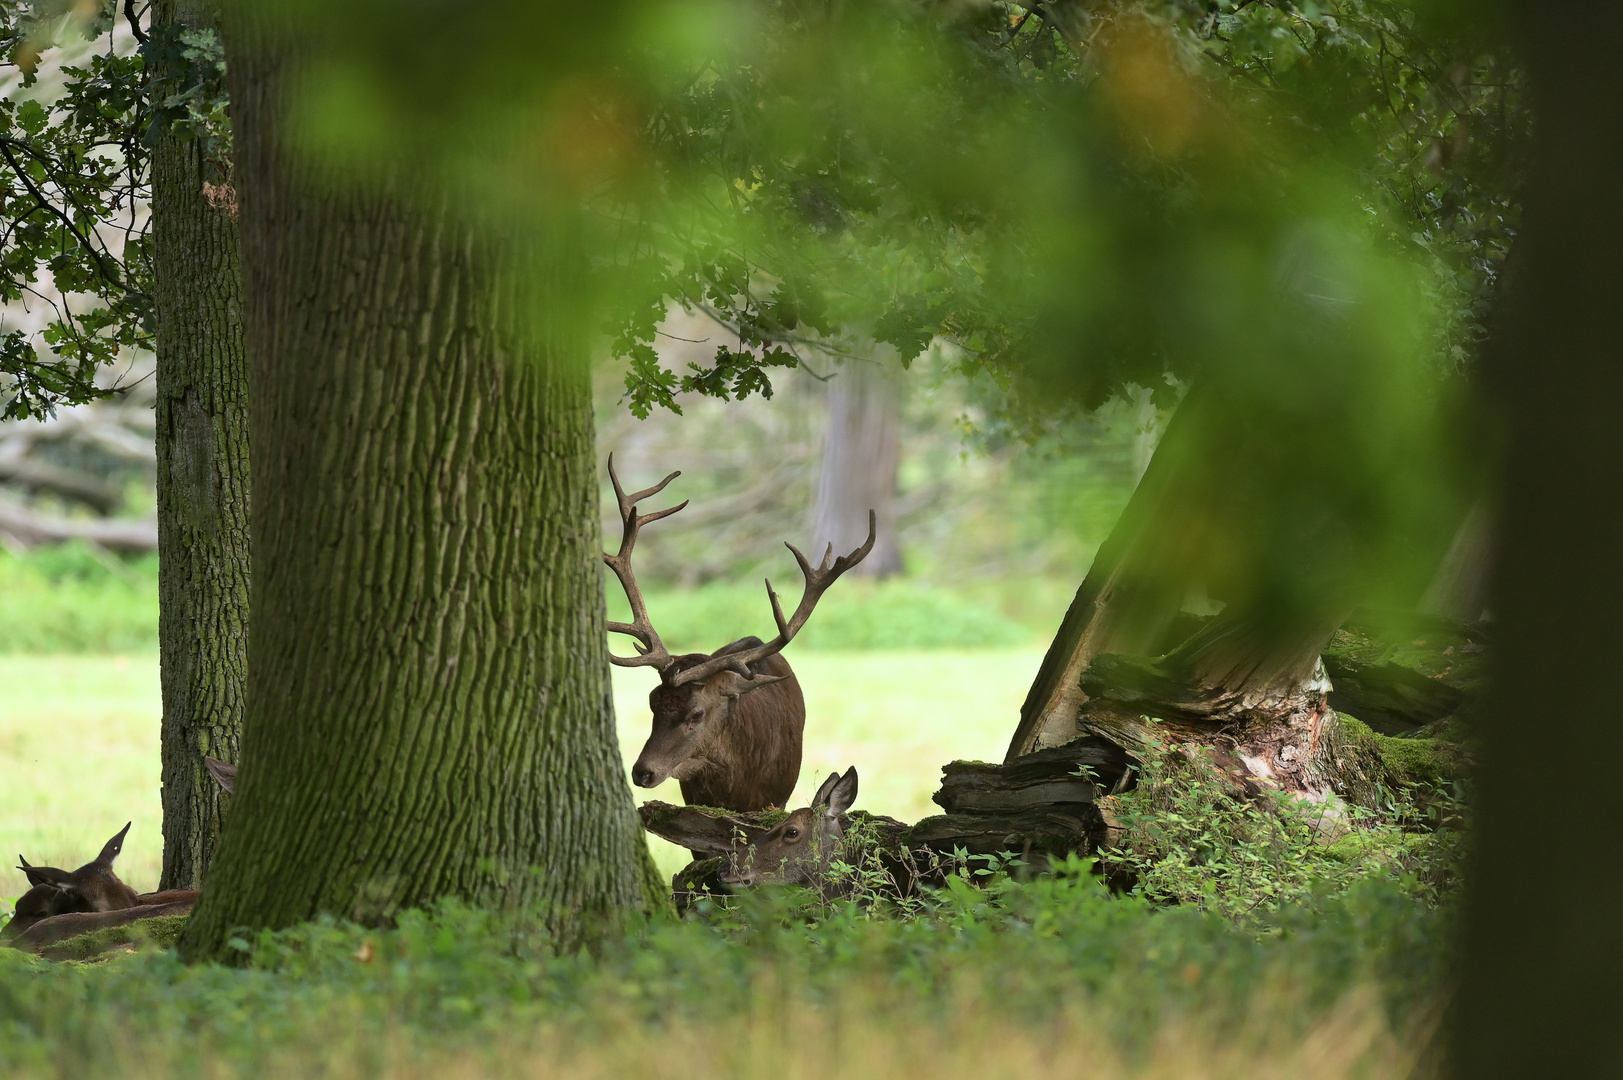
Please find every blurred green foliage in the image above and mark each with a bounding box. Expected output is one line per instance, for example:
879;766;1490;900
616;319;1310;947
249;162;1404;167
0;541;156;652
0;539;1051;653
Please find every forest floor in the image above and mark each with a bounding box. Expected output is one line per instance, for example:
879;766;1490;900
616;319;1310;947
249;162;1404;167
0;649;1046;899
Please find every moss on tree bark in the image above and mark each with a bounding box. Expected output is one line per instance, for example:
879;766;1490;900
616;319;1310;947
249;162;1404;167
178;30;660;961
151;0;250;892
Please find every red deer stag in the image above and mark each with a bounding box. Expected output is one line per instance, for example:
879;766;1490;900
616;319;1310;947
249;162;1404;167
605;456;874;812
718;767;860;888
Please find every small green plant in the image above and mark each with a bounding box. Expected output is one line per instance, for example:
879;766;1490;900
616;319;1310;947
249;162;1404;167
1101;727;1467;920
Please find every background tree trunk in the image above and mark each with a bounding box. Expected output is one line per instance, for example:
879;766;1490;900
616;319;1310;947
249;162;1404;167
1452;3;1623;1073
1417;498;1492;622
179;33;658;961
150;0;250;892
811;356;903;578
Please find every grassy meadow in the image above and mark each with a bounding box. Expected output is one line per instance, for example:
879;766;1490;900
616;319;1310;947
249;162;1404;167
0;551;1453;1078
0;648;1045;900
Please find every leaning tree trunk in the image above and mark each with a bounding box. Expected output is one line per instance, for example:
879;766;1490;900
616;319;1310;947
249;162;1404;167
179;31;659;961
1452;3;1623;1074
811;355;904;578
1417;497;1493;623
1006;391;1209;760
151;0;250;892
1006;387;1360;799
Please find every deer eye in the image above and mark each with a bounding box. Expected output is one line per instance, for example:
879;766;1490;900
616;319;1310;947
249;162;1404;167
685;708;704;725
783;827;799;840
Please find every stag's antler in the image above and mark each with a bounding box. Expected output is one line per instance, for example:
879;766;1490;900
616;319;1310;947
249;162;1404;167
671;511;878;687
603;454;687;672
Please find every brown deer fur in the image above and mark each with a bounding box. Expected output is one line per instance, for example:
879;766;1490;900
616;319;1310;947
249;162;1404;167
633;638;806;811
5;824;159;944
718;767;859;887
0;884;59;941
11;898;197;956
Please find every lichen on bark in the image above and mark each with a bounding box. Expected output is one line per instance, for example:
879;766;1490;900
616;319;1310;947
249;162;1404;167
151;0;250;892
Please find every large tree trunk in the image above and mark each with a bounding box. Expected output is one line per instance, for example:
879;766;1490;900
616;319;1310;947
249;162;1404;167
179;29;658;961
150;0;250;892
811;356;903;578
1452;3;1623;1073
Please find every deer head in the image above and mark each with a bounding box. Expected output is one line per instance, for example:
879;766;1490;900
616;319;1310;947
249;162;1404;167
12;823;139;920
0;883;59;941
602;455;874;791
718;767;859;888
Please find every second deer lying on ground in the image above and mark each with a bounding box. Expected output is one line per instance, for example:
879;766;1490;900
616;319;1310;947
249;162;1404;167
4;824;198;950
604;456;874;812
719;767;861;888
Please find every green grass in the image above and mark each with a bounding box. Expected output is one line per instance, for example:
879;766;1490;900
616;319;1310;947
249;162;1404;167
1;648;1047;901
0;654;165;894
0;651;1453;1079
0;871;1447;1078
0;543;1081;657
0;544;160;654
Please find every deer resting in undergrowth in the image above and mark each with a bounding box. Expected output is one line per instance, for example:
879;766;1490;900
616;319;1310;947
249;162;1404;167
4;824;198;949
605;455;874;812
718;767;861;888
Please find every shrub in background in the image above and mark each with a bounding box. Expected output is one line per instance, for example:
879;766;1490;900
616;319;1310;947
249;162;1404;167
0;543;158;653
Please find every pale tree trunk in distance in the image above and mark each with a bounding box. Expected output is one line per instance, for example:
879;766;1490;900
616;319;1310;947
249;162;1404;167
811;356;903;578
179;29;659;961
151;0;250;892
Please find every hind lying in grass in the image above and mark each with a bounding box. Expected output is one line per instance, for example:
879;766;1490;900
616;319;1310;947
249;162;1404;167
4;824;196;957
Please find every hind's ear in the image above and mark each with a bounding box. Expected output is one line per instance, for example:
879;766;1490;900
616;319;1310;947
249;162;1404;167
810;771;842;812
92;822;132;868
204;756;237;794
18;858;72;888
823;767;858;819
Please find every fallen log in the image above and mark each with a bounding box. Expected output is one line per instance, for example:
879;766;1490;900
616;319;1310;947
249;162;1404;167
0;501;158;551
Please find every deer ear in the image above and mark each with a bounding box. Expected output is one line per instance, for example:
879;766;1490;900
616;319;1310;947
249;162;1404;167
810;770;842;811
714;670;788;699
204;755;237;794
92;822;132;868
823;767;859;819
18;858;71;888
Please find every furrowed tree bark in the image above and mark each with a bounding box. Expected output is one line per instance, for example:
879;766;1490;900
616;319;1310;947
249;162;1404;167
179;31;658;960
1452;3;1623;1073
150;0;251;892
